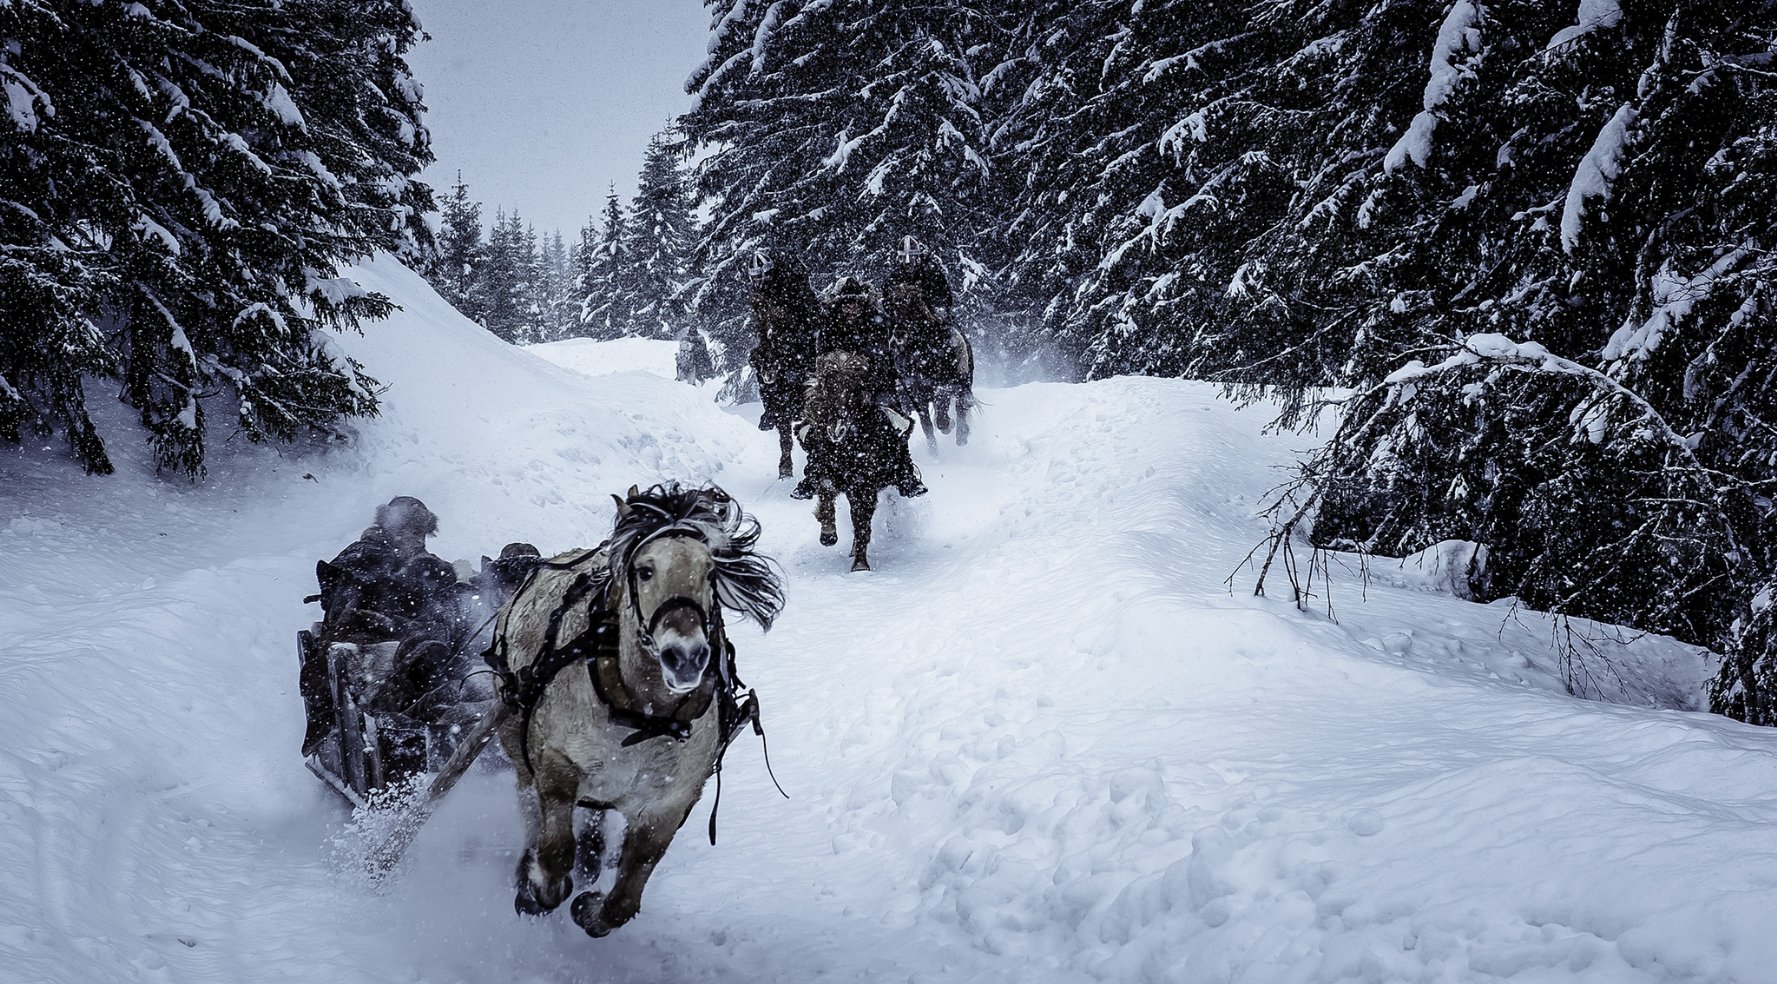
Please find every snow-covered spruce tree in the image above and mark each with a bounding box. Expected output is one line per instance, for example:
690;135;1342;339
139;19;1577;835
536;229;576;341
577;187;635;340
474;209;533;343
516;221;547;344
623;129;698;341
681;0;1004;356
992;0;1290;380
1240;2;1777;699
431;173;487;323
0;0;434;476
566;217;600;339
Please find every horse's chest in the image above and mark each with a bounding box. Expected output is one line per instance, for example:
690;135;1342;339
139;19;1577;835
565;721;719;810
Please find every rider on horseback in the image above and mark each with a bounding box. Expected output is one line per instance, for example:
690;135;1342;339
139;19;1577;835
884;238;955;409
792;276;927;500
883;236;953;333
746;251;821;433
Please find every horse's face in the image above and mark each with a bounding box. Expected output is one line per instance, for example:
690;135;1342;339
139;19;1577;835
628;536;718;695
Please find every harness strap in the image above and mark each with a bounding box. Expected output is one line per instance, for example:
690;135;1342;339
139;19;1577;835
491;569;609;774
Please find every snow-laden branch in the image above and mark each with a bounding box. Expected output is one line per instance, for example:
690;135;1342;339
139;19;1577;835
1560;103;1636;252
1383;0;1483;174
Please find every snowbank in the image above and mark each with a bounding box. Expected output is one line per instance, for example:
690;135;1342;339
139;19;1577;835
4;257;1776;984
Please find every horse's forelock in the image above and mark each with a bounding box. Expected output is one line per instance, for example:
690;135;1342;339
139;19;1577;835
609;485;784;630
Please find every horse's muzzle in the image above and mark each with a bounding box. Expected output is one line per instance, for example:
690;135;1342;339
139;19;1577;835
657;637;712;694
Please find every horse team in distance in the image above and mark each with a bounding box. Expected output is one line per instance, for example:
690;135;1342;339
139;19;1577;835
749;238;975;570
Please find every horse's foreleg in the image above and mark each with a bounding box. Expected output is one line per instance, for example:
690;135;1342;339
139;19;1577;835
570;805;693;937
954;390;971;447
513;765;577;915
918;405;938;454
816;494;838;547
777;423;795;479
849;490;877;572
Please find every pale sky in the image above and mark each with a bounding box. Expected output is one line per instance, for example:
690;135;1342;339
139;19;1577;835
407;0;712;238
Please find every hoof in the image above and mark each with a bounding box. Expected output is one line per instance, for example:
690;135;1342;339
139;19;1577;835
851;557;871;572
514;850;571;915
571;891;614;938
778;465;794;480
820;525;838;547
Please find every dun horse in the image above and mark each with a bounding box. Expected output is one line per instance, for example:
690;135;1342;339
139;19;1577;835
796;352;914;571
885;283;974;452
489;484;784;936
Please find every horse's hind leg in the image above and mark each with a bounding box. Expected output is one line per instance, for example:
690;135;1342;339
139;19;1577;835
918;405;939;454
513;765;577;915
777;422;795;479
849;491;877;572
954;390;972;447
816;494;838;547
571;804;695;937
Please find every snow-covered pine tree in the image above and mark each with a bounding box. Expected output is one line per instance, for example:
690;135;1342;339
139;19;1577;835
515;221;545;344
432;173;487;322
992;0;1285;380
536;229;576;341
577;187;635;340
681;0;1004;342
475;209;530;343
568;217;600;339
1239;1;1777;698
624;129;698;340
0;0;434;476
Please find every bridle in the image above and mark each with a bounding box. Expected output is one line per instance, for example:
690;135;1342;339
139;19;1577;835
620;526;719;668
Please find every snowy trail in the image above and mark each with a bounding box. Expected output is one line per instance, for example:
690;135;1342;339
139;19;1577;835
7;259;1777;983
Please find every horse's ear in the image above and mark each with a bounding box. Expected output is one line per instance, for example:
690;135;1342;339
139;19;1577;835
612;494;632;518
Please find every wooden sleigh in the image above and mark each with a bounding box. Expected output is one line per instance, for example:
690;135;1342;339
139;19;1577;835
298;620;510;872
297;625;466;807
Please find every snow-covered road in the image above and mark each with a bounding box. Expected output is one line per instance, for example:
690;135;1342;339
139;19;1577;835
5;258;1777;984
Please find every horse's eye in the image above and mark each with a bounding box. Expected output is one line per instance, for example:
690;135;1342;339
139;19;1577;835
638;567;654;582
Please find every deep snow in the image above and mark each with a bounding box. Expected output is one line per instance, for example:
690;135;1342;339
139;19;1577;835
4;258;1776;984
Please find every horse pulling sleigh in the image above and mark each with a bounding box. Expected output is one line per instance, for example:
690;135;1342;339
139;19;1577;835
299;486;785;937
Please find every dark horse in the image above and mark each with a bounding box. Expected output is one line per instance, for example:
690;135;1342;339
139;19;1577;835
884;282;974;451
796;352;916;571
491;484;784;936
748;257;823;479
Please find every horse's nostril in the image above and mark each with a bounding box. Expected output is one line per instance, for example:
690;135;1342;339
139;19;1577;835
660;641;711;690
